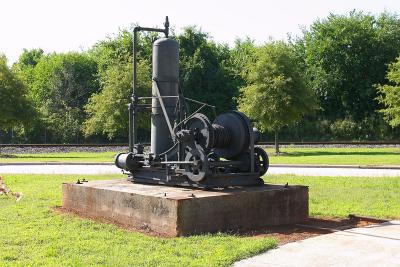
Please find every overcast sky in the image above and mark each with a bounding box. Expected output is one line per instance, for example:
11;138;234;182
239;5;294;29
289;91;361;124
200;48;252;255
1;0;400;64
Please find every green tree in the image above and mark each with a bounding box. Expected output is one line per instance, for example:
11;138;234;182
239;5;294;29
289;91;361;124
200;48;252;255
15;48;44;68
12;49;46;143
0;56;34;143
238;42;317;154
13;48;44;87
83;29;154;140
178;27;238;116
377;57;400;127
30;53;98;142
228;38;257;105
83;60;151;139
88;29;154;84
229;38;257;77
303;11;400;121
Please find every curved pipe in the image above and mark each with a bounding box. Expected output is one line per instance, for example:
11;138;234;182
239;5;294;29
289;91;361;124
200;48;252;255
129;17;170;152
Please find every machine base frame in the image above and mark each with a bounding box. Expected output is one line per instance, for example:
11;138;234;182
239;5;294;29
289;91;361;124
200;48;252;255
128;167;264;188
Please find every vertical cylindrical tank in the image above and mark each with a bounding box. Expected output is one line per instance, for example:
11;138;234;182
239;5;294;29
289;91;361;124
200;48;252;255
151;38;179;155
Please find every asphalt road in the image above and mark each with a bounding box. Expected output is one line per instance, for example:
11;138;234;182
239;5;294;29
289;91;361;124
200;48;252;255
1;164;400;176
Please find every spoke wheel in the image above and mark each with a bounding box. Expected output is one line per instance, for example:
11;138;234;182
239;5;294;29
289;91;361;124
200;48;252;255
254;147;269;176
184;148;209;182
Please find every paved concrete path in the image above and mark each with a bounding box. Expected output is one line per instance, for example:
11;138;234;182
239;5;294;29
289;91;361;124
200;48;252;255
1;164;400;176
268;166;400;177
235;221;400;267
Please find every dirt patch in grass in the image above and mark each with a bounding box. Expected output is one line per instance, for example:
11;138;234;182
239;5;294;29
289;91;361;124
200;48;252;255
54;206;387;244
240;216;387;245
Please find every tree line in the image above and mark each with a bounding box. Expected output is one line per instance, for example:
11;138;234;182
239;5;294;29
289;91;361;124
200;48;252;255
1;11;400;145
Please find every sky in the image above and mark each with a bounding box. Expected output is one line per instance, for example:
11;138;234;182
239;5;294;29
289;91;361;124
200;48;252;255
1;0;400;64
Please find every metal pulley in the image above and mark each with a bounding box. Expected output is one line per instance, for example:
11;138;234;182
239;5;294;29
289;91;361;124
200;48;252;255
183;146;209;182
183;113;214;149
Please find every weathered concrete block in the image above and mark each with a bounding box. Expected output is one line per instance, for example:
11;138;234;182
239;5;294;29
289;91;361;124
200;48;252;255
62;179;308;236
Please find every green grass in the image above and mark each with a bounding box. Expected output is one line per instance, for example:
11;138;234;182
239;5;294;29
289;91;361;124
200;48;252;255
0;151;117;163
1;173;399;265
266;174;400;219
2;147;400;166
0;174;275;267
267;147;400;166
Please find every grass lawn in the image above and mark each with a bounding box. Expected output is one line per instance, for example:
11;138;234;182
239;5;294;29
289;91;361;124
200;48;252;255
1;147;400;166
1;174;399;266
0;174;275;267
0;151;117;163
266;147;400;166
266;174;400;219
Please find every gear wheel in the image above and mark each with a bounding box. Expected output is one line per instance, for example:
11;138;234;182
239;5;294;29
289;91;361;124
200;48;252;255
184;113;214;149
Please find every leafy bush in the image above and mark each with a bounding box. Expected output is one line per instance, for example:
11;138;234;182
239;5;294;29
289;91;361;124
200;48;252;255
329;118;359;140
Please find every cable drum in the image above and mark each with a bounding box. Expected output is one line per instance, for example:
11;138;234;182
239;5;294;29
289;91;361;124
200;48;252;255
212;111;251;159
211;124;231;148
181;111;253;160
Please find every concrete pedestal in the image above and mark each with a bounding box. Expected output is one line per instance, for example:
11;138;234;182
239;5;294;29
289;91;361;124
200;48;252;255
62;179;308;237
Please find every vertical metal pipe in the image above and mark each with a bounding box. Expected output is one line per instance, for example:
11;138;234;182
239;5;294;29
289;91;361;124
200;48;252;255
129;28;139;152
164;16;169;37
128;103;134;152
129;18;169;153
